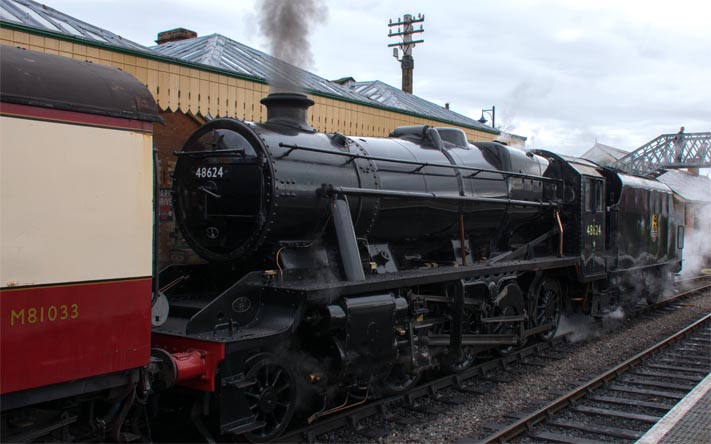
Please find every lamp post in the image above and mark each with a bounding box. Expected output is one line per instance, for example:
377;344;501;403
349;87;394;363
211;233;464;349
478;106;495;128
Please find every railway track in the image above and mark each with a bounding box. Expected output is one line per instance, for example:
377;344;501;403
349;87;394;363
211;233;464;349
278;335;575;443
676;273;711;293
274;280;711;443
470;312;711;444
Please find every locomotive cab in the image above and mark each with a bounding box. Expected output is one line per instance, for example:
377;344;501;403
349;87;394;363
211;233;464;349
535;151;606;279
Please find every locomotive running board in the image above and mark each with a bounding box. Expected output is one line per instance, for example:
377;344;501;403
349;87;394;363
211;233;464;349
268;256;580;303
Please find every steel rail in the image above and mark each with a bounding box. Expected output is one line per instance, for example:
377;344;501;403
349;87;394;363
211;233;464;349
639;280;711;314
474;302;711;443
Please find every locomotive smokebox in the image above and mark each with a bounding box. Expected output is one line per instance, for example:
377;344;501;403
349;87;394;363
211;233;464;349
260;93;314;131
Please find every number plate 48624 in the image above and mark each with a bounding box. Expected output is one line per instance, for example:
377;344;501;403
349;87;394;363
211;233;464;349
195;166;225;178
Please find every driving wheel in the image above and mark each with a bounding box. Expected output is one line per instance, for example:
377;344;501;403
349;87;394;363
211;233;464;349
243;356;297;443
532;277;562;341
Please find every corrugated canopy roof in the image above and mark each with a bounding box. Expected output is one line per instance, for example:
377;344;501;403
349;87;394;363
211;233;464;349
580;142;629;166
657;170;711;203
151;34;375;104
0;0;149;52
346;80;497;134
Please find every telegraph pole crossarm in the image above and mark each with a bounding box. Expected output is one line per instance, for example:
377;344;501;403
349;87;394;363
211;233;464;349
387;13;425;94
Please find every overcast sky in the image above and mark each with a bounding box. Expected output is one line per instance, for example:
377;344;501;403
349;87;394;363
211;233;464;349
41;0;710;155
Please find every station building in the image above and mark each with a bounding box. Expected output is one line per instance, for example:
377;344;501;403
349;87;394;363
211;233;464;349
0;0;524;264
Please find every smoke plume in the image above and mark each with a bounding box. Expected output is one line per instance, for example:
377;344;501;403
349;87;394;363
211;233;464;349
258;0;328;93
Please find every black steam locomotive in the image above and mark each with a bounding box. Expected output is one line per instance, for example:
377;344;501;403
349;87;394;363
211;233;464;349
153;93;684;441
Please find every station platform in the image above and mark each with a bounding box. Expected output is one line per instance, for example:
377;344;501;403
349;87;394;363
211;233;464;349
636;372;711;444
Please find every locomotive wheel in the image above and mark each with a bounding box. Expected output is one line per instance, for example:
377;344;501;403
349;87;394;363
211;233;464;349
443;308;477;374
381;364;421;395
492;282;525;356
445;346;476;374
492;304;518;356
532;278;562;341
243;356;296;443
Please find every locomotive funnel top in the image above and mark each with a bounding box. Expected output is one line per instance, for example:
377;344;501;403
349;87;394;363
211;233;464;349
260;93;315;131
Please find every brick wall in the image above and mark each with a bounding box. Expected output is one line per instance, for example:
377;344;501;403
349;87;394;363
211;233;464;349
153;111;202;267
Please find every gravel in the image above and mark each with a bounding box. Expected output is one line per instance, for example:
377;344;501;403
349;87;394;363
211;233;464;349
320;287;711;444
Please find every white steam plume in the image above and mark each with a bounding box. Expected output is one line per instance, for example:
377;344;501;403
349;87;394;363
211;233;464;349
681;202;711;277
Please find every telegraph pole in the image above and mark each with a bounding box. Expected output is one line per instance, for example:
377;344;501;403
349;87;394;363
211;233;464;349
388;13;424;94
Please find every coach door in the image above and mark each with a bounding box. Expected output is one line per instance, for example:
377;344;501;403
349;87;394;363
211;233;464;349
582;176;606;277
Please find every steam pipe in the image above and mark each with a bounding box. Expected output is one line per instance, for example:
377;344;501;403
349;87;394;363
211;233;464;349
459;214;467;266
331;197;365;281
555;210;564;257
323;185;557;208
279;142;562;184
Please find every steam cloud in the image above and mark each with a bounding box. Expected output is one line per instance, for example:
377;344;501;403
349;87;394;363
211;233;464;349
681;202;711;277
556;308;627;343
258;0;328;93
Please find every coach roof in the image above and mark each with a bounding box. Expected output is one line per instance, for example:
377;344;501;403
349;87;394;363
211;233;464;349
0;46;162;122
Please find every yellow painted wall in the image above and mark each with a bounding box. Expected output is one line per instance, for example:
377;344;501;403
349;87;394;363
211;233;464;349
1;30;499;142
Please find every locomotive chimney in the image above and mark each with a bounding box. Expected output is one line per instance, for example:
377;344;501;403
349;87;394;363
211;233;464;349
260;93;315;131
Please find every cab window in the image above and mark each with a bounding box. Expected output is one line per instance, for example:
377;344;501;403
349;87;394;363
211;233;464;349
584;178;604;212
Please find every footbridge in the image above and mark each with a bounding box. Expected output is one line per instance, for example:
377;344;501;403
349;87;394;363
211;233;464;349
611;132;711;178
